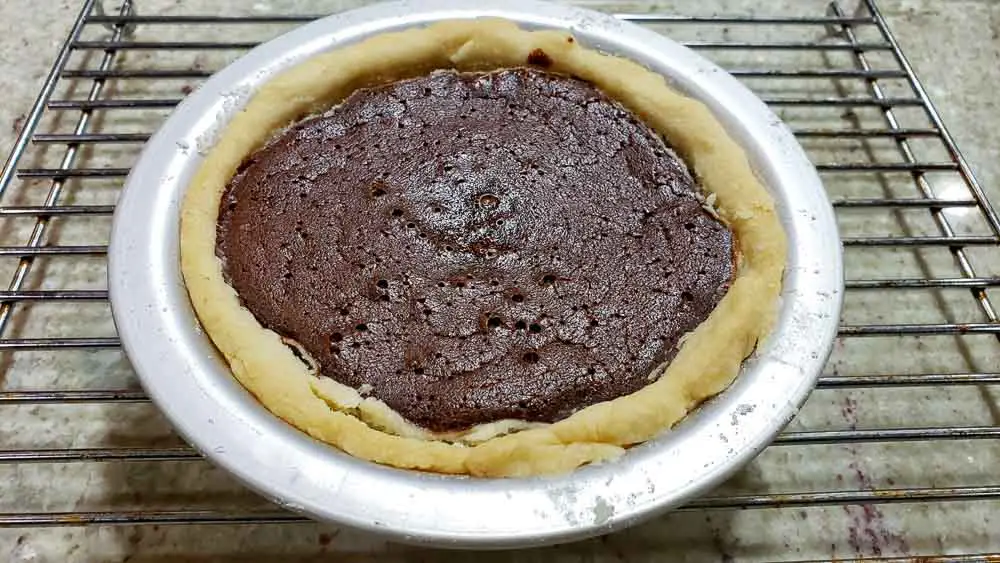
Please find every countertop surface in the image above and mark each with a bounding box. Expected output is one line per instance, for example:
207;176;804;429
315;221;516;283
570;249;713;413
0;0;998;561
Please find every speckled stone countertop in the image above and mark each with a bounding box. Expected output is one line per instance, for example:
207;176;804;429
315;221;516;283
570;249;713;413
0;0;998;561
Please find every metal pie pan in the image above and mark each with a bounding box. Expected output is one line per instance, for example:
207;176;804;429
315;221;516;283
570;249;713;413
109;0;843;550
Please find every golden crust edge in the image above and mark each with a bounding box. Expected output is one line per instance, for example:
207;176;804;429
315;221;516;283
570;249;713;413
178;18;787;478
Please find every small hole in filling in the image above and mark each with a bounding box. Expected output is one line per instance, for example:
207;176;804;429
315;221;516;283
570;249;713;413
514;320;527;330
478;194;499;208
522;351;540;363
511;293;525;303
355;323;368;332
376;279;389;289
528;323;542;333
487;316;502;329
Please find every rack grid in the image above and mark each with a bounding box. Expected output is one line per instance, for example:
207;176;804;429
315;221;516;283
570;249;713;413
0;0;998;560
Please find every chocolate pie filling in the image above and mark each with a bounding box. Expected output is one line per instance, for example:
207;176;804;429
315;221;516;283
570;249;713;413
216;68;734;433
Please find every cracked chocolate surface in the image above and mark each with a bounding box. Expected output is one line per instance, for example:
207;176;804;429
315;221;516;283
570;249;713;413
216;68;734;432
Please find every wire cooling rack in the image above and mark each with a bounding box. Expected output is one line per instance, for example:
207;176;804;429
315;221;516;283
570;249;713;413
1;0;998;560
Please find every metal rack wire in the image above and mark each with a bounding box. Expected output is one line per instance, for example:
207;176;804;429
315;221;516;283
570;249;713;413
0;0;998;560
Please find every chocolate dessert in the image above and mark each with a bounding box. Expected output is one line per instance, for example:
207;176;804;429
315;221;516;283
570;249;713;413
216;67;733;433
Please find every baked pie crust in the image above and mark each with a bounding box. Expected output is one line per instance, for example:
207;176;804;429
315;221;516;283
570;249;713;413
180;19;787;477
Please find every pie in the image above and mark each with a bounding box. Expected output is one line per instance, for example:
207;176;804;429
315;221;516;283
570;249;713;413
180;19;786;477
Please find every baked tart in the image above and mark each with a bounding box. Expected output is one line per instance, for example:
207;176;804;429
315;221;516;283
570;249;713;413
180;19;786;477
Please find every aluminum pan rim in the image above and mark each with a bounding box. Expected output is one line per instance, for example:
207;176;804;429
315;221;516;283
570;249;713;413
109;0;843;549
